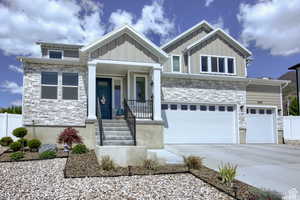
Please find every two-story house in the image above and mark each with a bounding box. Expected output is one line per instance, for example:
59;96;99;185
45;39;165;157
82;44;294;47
19;21;289;166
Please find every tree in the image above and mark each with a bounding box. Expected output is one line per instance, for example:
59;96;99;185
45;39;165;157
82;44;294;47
289;96;299;116
0;106;22;114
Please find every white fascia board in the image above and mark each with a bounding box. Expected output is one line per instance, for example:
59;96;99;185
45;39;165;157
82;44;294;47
89;59;161;69
185;28;252;57
18;57;84;66
160;20;214;49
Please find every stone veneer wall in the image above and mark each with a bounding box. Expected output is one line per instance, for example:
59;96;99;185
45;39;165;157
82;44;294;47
161;77;247;129
23;63;87;126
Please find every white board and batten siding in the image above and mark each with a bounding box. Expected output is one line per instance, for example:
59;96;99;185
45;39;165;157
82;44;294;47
163;103;237;144
0;113;22;139
284;116;300;141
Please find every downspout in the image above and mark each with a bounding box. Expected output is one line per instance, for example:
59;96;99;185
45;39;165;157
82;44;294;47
296;69;300;115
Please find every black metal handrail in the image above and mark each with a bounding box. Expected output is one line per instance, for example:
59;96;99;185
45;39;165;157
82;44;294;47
124;99;136;145
127;100;153;120
96;98;104;146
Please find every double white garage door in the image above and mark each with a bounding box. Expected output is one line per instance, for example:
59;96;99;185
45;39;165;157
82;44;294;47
163;103;276;144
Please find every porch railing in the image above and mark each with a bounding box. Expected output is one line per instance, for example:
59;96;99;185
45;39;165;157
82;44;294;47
124;99;136;145
96;98;104;146
126;100;153;120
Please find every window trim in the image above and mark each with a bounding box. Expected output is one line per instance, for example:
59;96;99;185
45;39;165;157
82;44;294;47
200;54;236;75
62;72;79;100
40;71;58;100
48;50;64;59
133;74;148;101
171;55;182;73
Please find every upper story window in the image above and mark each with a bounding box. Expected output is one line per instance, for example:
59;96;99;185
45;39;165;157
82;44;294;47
41;72;58;99
171;55;181;72
49;50;63;59
200;55;235;75
62;73;78;100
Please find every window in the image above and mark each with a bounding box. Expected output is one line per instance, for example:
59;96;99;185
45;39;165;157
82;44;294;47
161;104;168;110
219;58;225;73
135;76;146;101
259;109;265;114
200;105;207;111
62;73;78;100
41;72;58;99
228;58;234;74
201;56;208;72
227;106;234;112
250;109;256;114
219;106;225;111
190;105;197;111
172;55;181;72
49;50;63;59
181;105;188;110
266;109;273;115
209;105;215;111
211;57;218;72
170;104;177;110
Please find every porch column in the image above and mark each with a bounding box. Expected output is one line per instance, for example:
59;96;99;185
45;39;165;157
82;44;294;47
152;67;162;121
87;63;97;120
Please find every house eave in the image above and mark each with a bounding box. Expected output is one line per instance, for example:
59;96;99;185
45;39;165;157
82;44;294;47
18;57;85;66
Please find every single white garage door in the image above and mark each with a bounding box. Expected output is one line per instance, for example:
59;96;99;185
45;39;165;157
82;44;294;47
163;103;236;144
246;107;275;143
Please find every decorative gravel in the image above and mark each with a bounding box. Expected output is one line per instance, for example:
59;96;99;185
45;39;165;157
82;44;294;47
0;159;233;200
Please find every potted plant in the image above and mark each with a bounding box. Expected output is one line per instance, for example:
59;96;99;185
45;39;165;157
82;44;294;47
115;108;124;119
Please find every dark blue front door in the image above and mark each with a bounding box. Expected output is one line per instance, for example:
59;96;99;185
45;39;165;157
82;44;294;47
96;78;112;119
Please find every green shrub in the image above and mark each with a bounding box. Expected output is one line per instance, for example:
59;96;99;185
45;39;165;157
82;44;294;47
18;138;28;147
0;136;13;146
10;152;25;161
184;156;203;170
72;144;88;154
39;151;56;159
218;163;237;186
12;127;27;138
143;159;159;170
250;188;283;200
28;139;42;151
9;141;22;152
101;156;115;171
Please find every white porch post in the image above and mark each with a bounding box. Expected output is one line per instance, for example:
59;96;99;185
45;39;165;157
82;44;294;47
152;67;162;121
87;63;97;120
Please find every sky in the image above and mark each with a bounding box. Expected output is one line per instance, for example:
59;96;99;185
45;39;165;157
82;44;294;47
0;0;300;108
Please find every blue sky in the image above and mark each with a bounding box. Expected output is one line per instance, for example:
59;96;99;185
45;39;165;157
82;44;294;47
0;0;299;107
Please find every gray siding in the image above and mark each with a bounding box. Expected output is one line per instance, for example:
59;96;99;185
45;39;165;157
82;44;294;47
190;35;246;76
42;47;79;58
90;33;159;63
246;84;281;108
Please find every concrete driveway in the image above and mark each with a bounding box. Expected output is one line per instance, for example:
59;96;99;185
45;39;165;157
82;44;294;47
166;144;300;193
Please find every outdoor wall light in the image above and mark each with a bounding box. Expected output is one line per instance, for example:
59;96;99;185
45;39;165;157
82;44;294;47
240;105;244;112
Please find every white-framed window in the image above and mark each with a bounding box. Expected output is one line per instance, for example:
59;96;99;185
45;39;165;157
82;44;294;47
48;50;63;59
171;55;181;72
134;74;148;101
200;55;236;75
41;72;58;99
62;73;78;100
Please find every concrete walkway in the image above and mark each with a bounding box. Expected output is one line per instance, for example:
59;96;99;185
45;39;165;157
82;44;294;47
166;144;300;194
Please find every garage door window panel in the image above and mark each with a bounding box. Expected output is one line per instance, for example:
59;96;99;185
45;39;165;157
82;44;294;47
200;105;207;111
190;105;197;111
162;104;168;110
170;104;177;110
209;106;215;111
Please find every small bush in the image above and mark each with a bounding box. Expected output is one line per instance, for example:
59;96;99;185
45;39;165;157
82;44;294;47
9;141;22;152
249;188;283;200
184;156;203;170
39;151;56;159
18;138;28;147
218;163;237;186
143;159;159;170
28;139;42;151
57;127;82;148
12;127;27;138
10;152;25;161
72;144;88;154
101;156;115;171
0;137;13;146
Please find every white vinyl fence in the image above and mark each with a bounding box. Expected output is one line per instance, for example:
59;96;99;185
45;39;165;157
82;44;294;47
283;116;300;141
0;113;22;139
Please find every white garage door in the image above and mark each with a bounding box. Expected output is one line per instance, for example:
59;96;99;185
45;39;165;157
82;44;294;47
246;107;275;143
163;103;236;144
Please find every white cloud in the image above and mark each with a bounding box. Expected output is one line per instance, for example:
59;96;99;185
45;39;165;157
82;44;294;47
8;65;23;73
205;0;215;7
238;0;300;56
1;81;22;95
11;99;22;106
109;0;175;44
0;0;105;56
211;17;230;33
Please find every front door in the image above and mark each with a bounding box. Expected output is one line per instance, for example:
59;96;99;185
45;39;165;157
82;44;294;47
96;78;112;119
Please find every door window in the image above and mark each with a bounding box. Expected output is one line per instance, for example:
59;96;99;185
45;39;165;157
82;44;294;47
135;76;146;101
114;80;121;109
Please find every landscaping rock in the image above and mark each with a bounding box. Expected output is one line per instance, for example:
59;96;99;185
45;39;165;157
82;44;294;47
38;144;57;153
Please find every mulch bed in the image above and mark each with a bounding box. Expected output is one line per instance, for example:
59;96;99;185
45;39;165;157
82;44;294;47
0;149;68;162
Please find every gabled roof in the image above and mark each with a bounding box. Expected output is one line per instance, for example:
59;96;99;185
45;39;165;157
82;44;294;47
160;20;214;50
289;63;300;70
81;25;169;62
185;28;252;57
